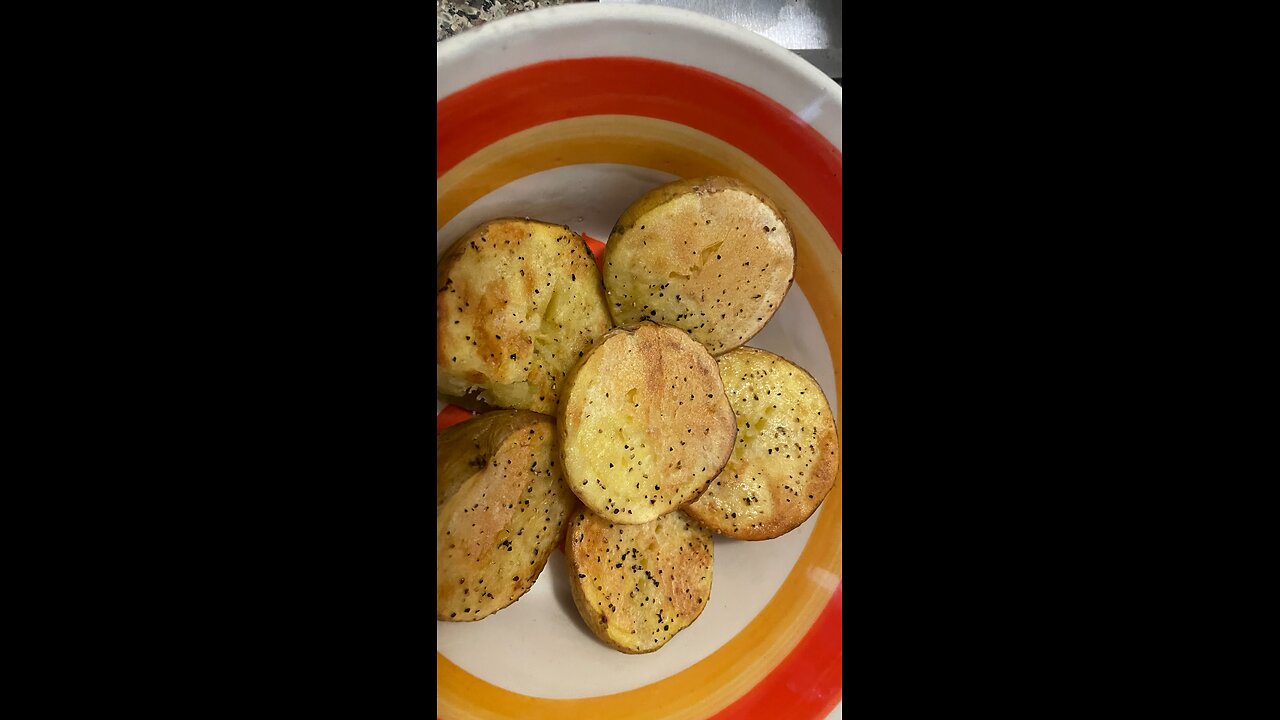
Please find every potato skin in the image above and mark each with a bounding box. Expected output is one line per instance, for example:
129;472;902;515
565;509;713;654
604;177;795;355
683;347;839;540
558;321;737;524
437;409;576;621
437;218;612;415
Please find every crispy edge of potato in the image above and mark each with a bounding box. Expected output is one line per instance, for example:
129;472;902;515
436;409;544;509
436;217;612;414
557;321;737;524
608;176;787;241
564;509;713;654
603;177;796;355
682;347;840;540
436;409;571;621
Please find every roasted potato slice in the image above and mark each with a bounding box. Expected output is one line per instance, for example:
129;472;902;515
437;409;576;621
684;347;839;540
566;509;713;654
604;176;795;355
559;321;736;524
437;218;613;415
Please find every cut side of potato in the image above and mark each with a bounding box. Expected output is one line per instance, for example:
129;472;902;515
559;321;736;524
437;409;576;621
604;176;795;356
683;347;839;540
437;218;613;415
566;509;713;654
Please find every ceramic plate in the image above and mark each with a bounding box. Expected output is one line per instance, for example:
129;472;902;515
437;5;841;719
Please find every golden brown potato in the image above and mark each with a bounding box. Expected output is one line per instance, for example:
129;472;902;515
566;509;713;654
558;321;736;524
437;410;577;621
683;347;839;540
604;177;795;355
437;218;613;415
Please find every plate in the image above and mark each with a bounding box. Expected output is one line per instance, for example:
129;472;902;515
437;5;841;719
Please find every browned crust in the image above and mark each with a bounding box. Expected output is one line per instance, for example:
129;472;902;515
682;347;840;540
603;176;796;355
565;509;713;653
436;409;576;621
609;177;785;239
557;321;737;524
436;218;612;414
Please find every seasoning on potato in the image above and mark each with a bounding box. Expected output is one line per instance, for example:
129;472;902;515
437;218;613;415
604;176;795;356
437;409;577;621
566;509;713;654
558;321;736;524
683;347;839;540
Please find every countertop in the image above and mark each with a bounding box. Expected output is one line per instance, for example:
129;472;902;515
437;0;592;42
437;0;840;81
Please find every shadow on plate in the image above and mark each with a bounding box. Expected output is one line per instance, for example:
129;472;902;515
544;548;606;646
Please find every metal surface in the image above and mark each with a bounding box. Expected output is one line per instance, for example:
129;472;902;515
599;0;841;78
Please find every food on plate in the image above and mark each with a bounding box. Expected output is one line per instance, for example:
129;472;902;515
437;218;613;415
683;347;839;540
437;409;577;621
603;176;795;355
565;508;713;654
558;321;736;524
435;180;840;646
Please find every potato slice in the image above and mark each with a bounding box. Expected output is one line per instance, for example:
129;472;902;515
437;218;613;415
604;176;795;355
566;509;713;654
683;347;839;540
559;321;736;524
437;409;576;621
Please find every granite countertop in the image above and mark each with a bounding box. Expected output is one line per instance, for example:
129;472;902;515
437;0;593;42
437;0;840;81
